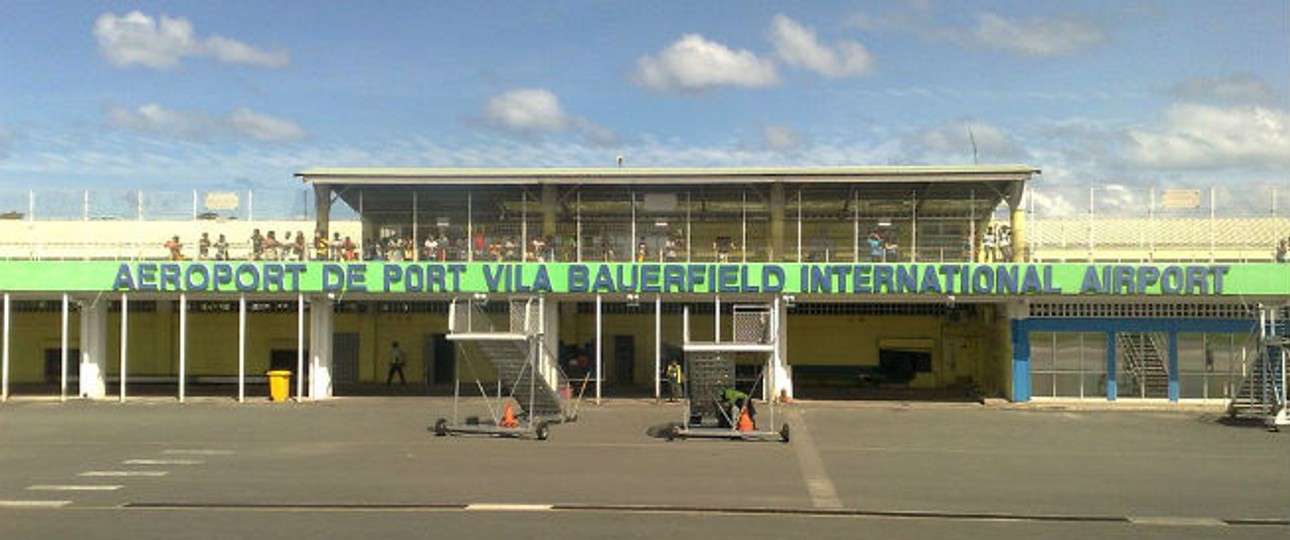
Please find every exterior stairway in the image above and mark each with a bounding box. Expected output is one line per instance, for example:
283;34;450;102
448;298;572;422
1117;332;1170;398
1228;309;1287;424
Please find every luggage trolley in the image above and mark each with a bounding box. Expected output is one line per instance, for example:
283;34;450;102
667;302;789;443
432;296;582;441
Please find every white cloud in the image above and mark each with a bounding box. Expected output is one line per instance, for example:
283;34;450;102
93;11;288;69
227;108;306;142
633;34;779;92
769;15;874;78
1170;75;1280;105
482;88;618;146
108;103;305;142
913;121;1027;163
848;6;1105;59
484;88;568;133
203;36;290;68
108;103;213;139
1125;103;1290;170
762;124;801;151
970;13;1106;58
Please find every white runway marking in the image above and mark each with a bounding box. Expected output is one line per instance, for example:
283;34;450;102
162;449;234;455
465;504;554;512
124;459;204;465
0;500;71;508
783;408;844;509
1129;516;1225;527
79;471;168;477
27;485;123;491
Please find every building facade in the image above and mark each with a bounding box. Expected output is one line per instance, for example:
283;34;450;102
1;166;1286;412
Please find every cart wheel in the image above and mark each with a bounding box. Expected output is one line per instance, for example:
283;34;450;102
433;418;449;436
779;423;791;443
535;422;550;441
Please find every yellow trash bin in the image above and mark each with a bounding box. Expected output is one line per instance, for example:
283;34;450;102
266;370;292;402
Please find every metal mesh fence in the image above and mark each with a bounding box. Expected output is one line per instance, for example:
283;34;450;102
0;188;315;221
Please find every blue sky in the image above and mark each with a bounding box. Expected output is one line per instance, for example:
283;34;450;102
0;0;1287;204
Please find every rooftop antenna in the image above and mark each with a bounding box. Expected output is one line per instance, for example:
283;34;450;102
967;126;979;164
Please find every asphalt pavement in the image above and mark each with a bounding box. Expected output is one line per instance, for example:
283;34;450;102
0;396;1286;539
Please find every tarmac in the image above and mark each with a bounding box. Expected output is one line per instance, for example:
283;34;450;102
0;394;1286;539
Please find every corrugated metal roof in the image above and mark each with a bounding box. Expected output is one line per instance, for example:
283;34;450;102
296;165;1039;185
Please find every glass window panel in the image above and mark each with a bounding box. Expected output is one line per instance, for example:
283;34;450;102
1179;374;1206;399
1054;373;1083;398
1053;333;1083;371
1088;371;1109;398
1176;333;1206;374
1116;339;1139;399
1031;372;1055;398
1029;332;1054;372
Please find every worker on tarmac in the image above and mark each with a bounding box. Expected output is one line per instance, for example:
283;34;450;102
718;387;755;429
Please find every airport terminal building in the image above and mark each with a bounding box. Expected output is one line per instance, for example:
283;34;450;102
0;166;1286;421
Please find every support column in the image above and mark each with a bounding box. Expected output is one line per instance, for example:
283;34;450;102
654;295;661;402
238;295;246;403
1008;185;1026;262
2;293;9;402
309;295;334;400
78;296;108;399
179;293;187;403
541;184;557;240
296;293;305;401
770;184;785;262
595;294;602;405
770;297;792;402
1009;301;1031;402
1167;331;1179;402
60;293;69;402
119;294;128;402
1105;331;1117;401
313;185;332;239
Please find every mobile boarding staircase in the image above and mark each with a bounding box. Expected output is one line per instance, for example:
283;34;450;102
669;301;789;442
432;296;578;440
1228;305;1288;430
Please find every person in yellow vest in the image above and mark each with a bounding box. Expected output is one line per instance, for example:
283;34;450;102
665;359;683;402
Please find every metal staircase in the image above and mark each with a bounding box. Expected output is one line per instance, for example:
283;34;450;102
1228;307;1288;427
1117;332;1170;398
447;297;573;424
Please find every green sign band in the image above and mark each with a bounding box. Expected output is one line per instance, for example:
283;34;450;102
0;261;1285;296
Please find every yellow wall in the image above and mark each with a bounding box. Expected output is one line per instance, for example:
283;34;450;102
2;301;1013;394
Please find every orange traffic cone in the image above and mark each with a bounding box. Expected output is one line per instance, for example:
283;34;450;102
736;407;755;432
500;401;520;428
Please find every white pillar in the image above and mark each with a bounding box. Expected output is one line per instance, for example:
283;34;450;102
595;294;602;405
296;293;305;401
309;295;334;400
771;297;792;402
237;295;246;403
654;295;661;401
2;293;9;402
119;293;127;403
178;293;187;403
60;293;68;402
714;295;721;343
78;296;108;399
